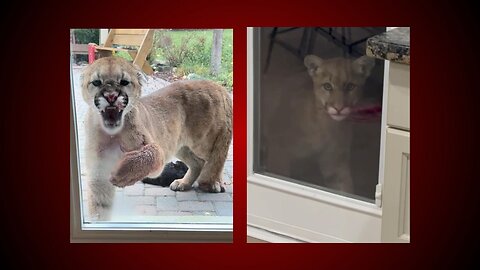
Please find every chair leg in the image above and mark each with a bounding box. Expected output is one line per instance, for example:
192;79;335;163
133;30;154;71
264;27;278;73
340;27;347;57
308;28;316;55
347;27;353;55
142;62;154;75
299;27;312;57
298;27;316;57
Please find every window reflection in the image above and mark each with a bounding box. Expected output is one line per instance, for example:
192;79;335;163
254;27;385;201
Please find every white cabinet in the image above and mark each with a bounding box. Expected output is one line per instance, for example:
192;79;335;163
387;62;410;130
381;62;410;243
382;128;410;242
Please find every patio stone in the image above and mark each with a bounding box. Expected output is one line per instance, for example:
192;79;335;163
178;201;215;211
198;193;232;202
214;201;233;216
124;184;144;196
145;187;176;196
176;190;199;201
156;196;179;211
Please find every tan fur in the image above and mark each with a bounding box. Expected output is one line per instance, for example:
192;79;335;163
81;57;232;220
263;55;374;194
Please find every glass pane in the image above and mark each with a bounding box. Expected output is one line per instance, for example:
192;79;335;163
70;29;233;226
253;27;385;202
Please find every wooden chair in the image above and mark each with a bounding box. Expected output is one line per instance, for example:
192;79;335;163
94;29;155;75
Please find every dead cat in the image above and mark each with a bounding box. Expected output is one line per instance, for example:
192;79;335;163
142;161;188;187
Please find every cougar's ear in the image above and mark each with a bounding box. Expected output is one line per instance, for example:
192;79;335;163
353;56;375;77
132;63;147;86
304;55;323;77
137;71;147;86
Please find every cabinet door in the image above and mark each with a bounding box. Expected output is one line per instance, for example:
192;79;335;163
382;128;410;242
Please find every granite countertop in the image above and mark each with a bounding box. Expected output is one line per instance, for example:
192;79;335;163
366;27;410;65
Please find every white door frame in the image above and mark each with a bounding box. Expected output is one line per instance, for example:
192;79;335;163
247;27;391;243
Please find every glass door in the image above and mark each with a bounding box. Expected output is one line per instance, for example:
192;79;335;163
254;27;385;201
248;27;387;242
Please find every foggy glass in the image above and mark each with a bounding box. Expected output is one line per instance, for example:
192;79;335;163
253;27;386;202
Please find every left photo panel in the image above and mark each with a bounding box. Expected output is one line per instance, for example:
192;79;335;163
70;29;233;242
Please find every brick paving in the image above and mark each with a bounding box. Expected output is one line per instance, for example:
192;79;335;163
72;65;233;220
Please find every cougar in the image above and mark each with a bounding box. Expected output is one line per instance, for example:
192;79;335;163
80;56;232;220
263;55;374;194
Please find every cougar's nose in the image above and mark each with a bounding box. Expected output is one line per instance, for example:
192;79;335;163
104;92;118;103
332;104;344;113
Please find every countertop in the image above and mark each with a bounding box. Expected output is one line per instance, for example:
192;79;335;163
366;27;410;65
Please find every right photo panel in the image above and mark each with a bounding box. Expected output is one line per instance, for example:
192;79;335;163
247;27;410;243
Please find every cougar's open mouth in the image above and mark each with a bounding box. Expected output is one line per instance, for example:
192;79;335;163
94;91;129;129
101;106;124;128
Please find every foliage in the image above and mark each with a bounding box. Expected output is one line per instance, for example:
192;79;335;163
114;51;133;61
152;29;233;90
156;32;195;68
73;29;99;44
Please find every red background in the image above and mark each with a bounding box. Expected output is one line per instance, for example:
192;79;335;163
0;0;477;268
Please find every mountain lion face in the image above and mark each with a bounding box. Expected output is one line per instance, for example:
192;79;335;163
304;55;375;121
81;57;144;135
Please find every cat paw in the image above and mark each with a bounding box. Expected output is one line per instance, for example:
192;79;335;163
198;181;225;193
169;179;192;191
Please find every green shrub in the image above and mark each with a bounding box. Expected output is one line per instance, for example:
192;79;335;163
184;36;210;67
156;32;194;68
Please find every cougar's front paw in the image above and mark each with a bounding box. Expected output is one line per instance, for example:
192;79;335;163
198;181;225;193
110;175;137;188
110;150;149;187
110;160;140;188
169;179;192;191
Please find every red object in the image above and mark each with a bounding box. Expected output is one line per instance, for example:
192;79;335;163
88;43;96;64
350;104;382;122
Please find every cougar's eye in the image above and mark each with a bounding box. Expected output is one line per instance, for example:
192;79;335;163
323;83;333;91
91;80;102;87
120;80;130;86
346;83;356;91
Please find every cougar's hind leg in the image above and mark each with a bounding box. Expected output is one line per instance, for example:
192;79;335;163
170;146;205;191
196;128;232;193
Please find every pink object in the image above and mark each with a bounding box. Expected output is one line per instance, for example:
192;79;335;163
88;43;97;64
350;104;382;122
